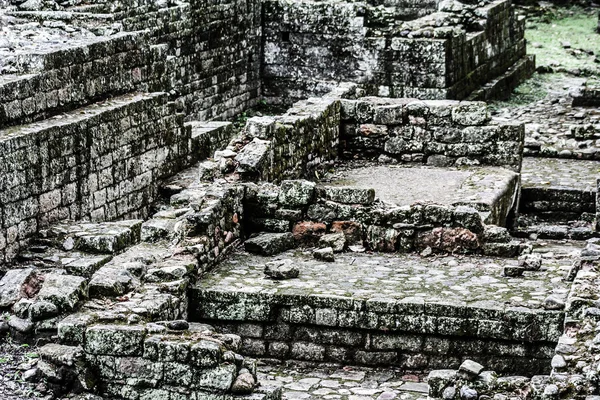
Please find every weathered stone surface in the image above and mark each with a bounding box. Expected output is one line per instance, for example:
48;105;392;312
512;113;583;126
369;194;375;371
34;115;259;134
39;343;83;367
292;221;327;243
264;259;299;280
459;360;485;378
244;233;295;256
37;273;87;312
85;325;146;356
319;233;346;253
313;247;335;262
518;254;542;271
320;186;375;205
278;180;316;207
236;138;271;174
231;371;256;394
88;266;136;298
0;268;37;308
29;300;58;321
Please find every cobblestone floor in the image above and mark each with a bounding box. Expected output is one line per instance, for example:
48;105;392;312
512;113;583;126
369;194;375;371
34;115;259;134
321;163;518;209
258;363;428;400
203;244;574;310
521;157;600;192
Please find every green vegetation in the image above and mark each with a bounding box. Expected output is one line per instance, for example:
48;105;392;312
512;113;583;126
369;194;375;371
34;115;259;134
489;73;551;110
526;6;600;74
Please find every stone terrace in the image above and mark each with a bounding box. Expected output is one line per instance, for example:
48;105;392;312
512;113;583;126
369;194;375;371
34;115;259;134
191;249;569;374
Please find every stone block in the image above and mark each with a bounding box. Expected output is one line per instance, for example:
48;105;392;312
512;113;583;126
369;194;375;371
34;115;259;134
85;324;146;356
320;186;375;205
37;273;87;312
278;180;316;207
0;268;37;308
244;233;295;256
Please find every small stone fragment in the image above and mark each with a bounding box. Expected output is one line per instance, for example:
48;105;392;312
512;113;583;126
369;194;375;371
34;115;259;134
544;295;565;310
264;259;299;280
518;253;542;271
503;265;524;277
319;233;346;253
244;233;295;256
313;247;335;262
230;371;256;394
458;360;485;377
551;355;566;369
460;386;478;400
166;320;189;330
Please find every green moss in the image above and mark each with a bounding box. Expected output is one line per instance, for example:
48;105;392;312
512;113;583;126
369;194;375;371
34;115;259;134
526;6;600;74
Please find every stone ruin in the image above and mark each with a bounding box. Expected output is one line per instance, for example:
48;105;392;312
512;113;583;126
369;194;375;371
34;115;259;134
1;0;600;399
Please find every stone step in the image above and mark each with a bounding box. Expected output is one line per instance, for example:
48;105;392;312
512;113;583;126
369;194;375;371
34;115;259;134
520;157;599;222
0;91;190;264
190;248;568;375
0;31;148;129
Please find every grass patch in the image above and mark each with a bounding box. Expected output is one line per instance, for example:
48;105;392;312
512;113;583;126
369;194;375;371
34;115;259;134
488;73;551;110
526;6;600;74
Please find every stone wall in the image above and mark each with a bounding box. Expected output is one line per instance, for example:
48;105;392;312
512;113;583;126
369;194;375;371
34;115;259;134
339;97;525;171
243;179;522;255
234;84;357;182
0;92;189;264
0;33;156;128
191;288;561;374
261;0;533;105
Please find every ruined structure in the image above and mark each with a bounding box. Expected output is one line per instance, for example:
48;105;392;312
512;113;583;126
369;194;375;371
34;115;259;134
2;0;600;399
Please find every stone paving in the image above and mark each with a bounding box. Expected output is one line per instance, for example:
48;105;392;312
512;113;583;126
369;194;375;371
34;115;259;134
257;363;428;400
200;245;573;311
521;157;600;192
492;74;600;160
321;162;519;211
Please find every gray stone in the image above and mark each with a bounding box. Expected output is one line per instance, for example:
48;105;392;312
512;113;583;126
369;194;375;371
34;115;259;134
39;343;83;367
85;325;146;356
503;265;524;277
551;355;567;369
37;274;87;312
544;295;565;310
319;233;346;253
245;233;295;256
29;300;58;321
164;320;189;330
8;316;34;333
442;386;456;400
88;266;136;297
313;247;335;262
428;369;458;397
22;368;38;382
459;360;485;377
265;259;299;280
452;102;489;126
321;186;375;205
236;138;271;173
460;386;478;400
278;180;316;207
0;268;36;308
518;254;542;271
231;372;256;394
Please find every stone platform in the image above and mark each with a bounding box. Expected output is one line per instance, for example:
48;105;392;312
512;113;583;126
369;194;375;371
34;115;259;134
520;157;600;220
321;163;520;226
190;249;570;374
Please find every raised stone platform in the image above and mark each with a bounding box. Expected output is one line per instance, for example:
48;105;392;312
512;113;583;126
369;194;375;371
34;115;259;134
321;163;520;226
521;157;599;220
190;249;570;374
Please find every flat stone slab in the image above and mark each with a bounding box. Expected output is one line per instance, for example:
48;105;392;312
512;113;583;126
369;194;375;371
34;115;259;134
320;163;518;222
521;158;600;192
257;364;428;400
192;247;572;342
